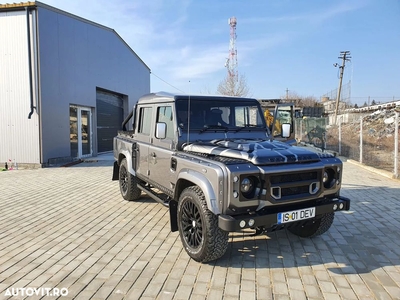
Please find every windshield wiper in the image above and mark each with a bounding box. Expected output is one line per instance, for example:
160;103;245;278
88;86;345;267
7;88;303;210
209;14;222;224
199;124;229;133
235;124;261;132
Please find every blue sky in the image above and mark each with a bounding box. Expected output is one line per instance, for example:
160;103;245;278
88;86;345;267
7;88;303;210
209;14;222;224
39;0;399;105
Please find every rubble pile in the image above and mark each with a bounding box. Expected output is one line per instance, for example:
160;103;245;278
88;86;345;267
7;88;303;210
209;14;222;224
362;109;399;138
343;109;399;139
324;108;399;172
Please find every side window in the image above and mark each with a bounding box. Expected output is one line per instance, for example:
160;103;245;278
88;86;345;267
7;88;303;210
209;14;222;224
156;106;174;139
234;106;247;126
138;107;152;135
235;106;264;127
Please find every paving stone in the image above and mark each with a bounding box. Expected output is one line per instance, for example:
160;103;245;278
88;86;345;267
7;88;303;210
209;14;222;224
303;284;323;299
0;160;399;299
173;285;193;300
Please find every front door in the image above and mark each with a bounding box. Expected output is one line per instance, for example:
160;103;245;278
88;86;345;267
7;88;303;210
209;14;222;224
70;106;93;158
148;105;175;191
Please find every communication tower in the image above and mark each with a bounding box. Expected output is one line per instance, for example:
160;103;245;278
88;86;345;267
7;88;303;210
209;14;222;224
225;16;238;81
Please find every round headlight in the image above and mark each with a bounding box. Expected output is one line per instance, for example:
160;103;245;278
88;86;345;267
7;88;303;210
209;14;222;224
241;177;252;193
323;171;329;183
323;168;336;189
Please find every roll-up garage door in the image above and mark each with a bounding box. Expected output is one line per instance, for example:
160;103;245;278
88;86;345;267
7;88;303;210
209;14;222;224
96;90;124;153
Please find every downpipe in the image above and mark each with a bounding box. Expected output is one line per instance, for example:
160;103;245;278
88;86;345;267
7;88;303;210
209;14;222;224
26;6;36;119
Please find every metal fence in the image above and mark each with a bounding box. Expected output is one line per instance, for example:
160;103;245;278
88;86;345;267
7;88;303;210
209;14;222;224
295;111;400;178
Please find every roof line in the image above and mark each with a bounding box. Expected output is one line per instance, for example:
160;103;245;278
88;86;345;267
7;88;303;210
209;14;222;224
0;1;150;71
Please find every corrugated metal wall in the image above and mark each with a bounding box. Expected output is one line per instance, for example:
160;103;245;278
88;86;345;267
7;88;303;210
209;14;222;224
0;5;150;165
37;7;150;163
0;10;40;165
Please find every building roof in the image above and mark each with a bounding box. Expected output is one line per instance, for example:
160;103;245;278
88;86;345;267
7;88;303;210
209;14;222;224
0;1;150;71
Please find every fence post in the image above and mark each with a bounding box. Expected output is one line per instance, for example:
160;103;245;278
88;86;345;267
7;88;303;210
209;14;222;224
360;117;363;164
395;112;399;178
300;119;303;142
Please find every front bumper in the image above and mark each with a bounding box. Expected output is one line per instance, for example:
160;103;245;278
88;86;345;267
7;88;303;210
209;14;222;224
218;196;350;232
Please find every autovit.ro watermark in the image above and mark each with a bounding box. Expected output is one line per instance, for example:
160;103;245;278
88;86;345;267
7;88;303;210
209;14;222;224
4;287;68;297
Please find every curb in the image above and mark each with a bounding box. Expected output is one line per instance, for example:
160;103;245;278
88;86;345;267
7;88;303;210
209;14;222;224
344;158;399;181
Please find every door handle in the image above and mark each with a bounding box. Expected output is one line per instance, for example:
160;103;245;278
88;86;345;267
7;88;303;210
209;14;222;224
150;152;156;158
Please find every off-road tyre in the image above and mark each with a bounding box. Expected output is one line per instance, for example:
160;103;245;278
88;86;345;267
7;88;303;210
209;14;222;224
119;158;141;201
288;212;334;238
178;186;229;262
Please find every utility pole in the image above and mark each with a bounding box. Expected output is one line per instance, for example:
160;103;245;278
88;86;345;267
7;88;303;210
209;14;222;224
334;51;351;124
286;88;289;100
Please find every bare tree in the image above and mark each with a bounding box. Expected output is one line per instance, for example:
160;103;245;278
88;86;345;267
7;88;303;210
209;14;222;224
281;91;320;107
217;73;251;97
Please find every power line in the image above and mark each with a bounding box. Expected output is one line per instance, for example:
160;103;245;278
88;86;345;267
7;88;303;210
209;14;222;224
150;71;186;93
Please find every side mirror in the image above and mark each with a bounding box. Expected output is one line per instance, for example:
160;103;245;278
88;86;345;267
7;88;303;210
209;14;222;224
155;122;167;139
281;123;291;138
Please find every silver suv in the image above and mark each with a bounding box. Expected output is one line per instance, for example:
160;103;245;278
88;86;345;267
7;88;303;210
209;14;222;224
112;92;350;262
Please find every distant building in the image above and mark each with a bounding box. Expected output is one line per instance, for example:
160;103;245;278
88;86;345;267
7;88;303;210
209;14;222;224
0;2;150;167
321;97;346;114
302;107;324;118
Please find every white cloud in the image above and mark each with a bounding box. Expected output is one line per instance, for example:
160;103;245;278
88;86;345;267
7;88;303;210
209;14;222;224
241;2;366;25
166;45;227;80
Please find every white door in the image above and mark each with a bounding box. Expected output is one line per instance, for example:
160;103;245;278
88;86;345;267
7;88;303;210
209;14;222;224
70;106;93;158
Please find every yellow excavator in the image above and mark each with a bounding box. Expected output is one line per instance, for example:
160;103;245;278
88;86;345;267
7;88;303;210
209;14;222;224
261;103;296;145
264;109;281;135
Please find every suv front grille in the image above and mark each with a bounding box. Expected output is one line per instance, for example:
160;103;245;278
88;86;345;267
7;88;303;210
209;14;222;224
270;171;318;184
267;171;321;201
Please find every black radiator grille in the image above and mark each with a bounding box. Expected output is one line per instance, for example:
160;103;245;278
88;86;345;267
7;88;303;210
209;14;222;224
281;185;310;196
270;171;318;184
268;171;321;201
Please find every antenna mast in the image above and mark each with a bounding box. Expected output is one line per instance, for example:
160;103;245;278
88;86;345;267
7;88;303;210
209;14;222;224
225;16;238;82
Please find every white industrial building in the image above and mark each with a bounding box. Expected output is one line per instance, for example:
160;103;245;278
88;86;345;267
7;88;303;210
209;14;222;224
0;1;150;167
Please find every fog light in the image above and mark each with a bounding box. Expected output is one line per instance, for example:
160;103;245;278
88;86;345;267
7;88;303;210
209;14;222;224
333;204;338;211
339;203;344;209
248;219;255;227
239;220;246;228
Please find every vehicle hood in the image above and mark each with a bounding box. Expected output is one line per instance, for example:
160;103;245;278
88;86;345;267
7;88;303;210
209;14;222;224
183;139;321;165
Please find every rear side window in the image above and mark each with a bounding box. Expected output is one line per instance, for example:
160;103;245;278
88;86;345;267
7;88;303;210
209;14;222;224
156;106;174;139
138;107;152;135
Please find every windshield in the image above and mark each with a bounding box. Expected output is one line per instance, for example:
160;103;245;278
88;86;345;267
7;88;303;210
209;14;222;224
176;99;265;130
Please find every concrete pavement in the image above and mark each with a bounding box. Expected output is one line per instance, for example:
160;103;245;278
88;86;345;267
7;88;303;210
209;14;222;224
0;158;399;299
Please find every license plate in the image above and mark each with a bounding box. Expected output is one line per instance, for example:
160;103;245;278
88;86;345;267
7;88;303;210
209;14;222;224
277;207;315;224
